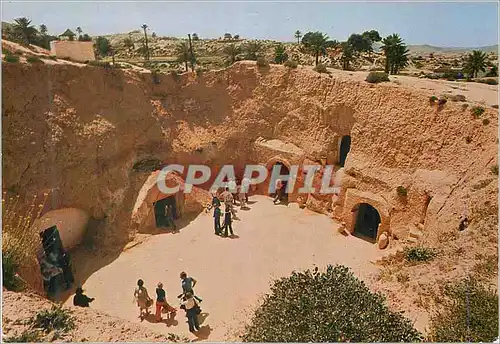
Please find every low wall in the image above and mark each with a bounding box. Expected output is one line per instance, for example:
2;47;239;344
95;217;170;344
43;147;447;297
50;41;95;62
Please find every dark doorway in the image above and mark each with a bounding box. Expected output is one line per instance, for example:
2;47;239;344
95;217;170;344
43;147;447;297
39;226;74;297
272;162;290;201
154;196;177;228
339;135;351;167
352;203;381;243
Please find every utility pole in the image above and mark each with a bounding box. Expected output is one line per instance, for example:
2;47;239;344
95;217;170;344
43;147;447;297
188;34;195;72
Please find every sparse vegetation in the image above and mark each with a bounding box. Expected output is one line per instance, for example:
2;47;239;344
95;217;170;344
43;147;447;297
313;63;328;73
2;249;22;291
30;306;76;334
244;41;263;61
473;254;497;278
274;43;288;64
241;265;422;342
4;329;44;343
26;55;43;64
86;60;111;68
429;95;438;105
482;118;490;125
284;60;298;69
396;185;408;197
366;71;389;83
449;94;466;102
471;106;485;118
47;55;57;60
222;44;242;66
475;78;498;85
428;278;498;342
404;247;436;263
4;54;20;63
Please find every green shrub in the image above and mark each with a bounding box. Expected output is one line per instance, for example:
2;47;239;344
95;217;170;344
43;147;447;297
241;265;422;342
256;57;269;68
366;71;389;83
404;247;436;263
482;118;490;125
284;60;298;69
30;306;76;334
450;94;466;102
313;63;328;74
4;54;20;63
14;50;23;56
476;78;498;85
428;278;498;342
86;60;110;68
491;164;498;175
396;186;408;197
2;250;22;291
429;96;438;105
471;106;485;118
4;329;43;343
48;55;57;60
26;56;43;64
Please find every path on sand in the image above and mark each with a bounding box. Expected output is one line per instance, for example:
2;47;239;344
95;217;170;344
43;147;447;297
68;196;383;341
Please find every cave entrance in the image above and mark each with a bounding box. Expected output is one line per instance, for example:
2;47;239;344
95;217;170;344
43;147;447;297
352;203;381;243
339;135;351;167
153;196;177;228
39;225;74;297
272;162;289;202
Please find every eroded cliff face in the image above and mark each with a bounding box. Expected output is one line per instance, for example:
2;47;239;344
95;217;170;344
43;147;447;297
2;61;497;251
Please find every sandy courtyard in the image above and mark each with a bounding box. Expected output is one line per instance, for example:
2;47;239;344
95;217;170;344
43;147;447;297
65;196;385;341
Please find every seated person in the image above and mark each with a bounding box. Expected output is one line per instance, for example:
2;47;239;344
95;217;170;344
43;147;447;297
73;287;95;307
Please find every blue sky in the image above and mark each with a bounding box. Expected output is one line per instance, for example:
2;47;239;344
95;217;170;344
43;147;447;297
2;1;498;47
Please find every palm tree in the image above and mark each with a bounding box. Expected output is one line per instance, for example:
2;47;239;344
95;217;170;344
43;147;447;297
12;17;38;45
464;50;487;78
141;24;149;61
381;34;409;74
274;44;288;64
340;42;355;70
301;31;335;66
76;26;82;38
223;44;241;65
39;24;47;35
175;41;192;71
294;30;302;44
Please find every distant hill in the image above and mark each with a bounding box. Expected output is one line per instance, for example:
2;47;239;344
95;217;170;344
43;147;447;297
407;44;498;55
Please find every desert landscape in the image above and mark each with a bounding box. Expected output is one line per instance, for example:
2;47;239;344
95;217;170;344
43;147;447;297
1;2;499;343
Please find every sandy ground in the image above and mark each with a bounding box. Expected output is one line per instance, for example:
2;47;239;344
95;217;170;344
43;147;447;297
65;196;384;341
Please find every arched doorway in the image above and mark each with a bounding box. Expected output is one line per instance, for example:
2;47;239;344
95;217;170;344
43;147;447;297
153;196;177;229
352;203;381;243
339;135;351;167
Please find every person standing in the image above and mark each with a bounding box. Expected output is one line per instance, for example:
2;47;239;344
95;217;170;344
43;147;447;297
238;185;247;209
273;178;283;205
228;178;238;205
155;282;176;322
181;292;200;332
134;279;153;319
221;187;237;218
73;287;94;307
241;176;251;202
214;204;222;235
223;204;234;237
164;204;177;231
179;271;202;302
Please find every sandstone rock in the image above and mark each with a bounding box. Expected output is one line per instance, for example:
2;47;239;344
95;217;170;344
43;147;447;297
378;232;389;249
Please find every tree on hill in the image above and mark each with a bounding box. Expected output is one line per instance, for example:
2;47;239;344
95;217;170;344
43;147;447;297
381;33;409;74
192;33;199;41
347;33;372;54
152;32;157;38
223;43;241;65
39;24;47;35
244;41;262;61
301;31;336;65
233;34;240;40
274;43;288;64
362;29;382;43
294;30;302;44
76;26;82;38
464;50;487;78
12;17;38;45
175;41;194;71
94;36;111;58
123;35;134;53
224;32;232;40
141;24;150;61
340;41;355;70
79;34;92;42
241;265;423;342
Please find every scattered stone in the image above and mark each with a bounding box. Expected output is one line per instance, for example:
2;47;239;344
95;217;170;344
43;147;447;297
378;232;389;249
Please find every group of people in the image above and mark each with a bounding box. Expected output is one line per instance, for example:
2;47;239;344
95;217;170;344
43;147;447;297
133;271;203;333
